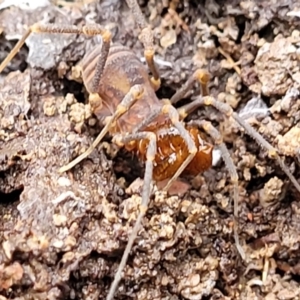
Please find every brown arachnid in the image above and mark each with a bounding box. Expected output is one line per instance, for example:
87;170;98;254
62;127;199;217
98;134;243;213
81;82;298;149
1;1;300;299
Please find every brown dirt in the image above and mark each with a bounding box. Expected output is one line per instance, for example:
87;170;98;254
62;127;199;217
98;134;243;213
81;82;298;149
1;0;300;299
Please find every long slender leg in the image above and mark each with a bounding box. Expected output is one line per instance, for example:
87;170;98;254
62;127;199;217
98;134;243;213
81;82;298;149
188;120;245;260
196;96;300;194
179;95;300;193
170;69;211;105
126;0;161;90
177;95;300;260
161;103;198;191
59;84;144;173
106;131;157;300
106;103;198;298
0;24;111;90
177;96;207;120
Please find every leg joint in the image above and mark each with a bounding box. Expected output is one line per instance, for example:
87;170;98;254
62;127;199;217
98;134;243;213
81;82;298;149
268;149;278;158
82;25;112;41
130;84;145;99
193;69;210;85
162;104;179;124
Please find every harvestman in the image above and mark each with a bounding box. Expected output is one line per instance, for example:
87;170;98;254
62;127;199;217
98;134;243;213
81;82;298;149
0;1;299;299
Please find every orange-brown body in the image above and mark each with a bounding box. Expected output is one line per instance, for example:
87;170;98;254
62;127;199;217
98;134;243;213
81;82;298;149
81;44;213;181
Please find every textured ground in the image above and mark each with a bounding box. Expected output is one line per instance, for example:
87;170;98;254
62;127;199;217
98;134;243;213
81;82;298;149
1;0;300;299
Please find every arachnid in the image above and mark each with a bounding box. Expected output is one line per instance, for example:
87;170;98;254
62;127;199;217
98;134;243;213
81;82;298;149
1;1;300;299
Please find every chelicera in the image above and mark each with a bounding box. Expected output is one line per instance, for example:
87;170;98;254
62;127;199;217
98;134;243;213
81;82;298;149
1;1;300;299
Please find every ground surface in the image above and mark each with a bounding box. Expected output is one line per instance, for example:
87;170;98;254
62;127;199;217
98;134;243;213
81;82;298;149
0;0;300;299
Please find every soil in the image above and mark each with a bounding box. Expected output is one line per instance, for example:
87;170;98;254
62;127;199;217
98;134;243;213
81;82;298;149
1;0;300;299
